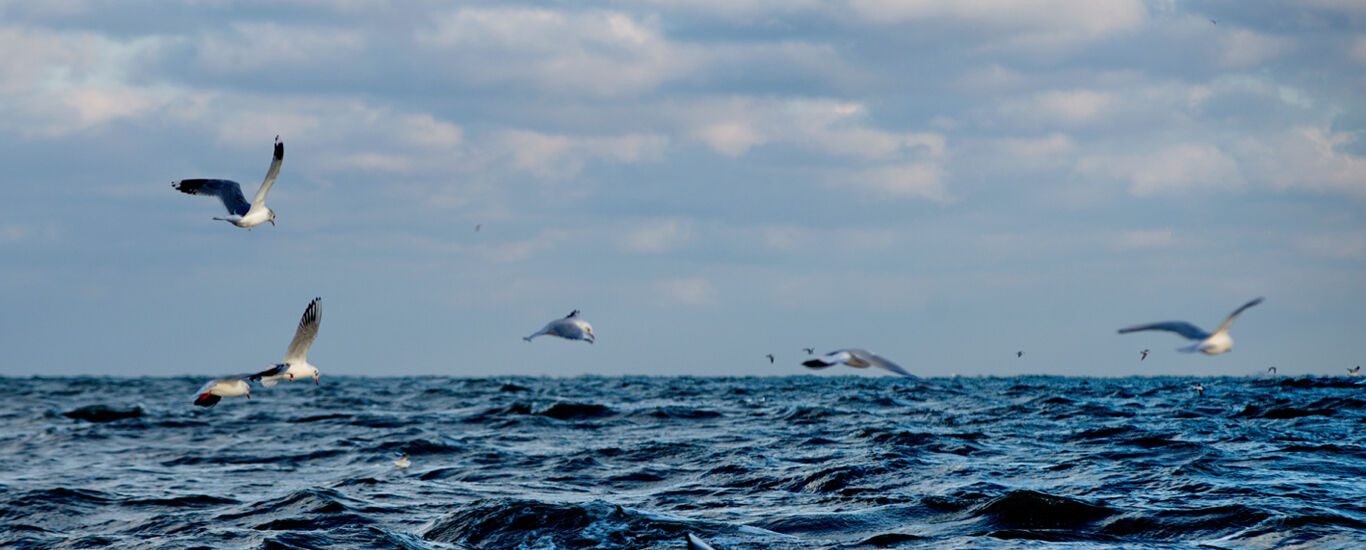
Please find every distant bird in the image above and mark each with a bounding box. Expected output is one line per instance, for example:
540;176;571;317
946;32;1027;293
1210;18;1217;25
686;534;717;550
250;297;323;387
192;375;252;407
1117;297;1264;355
393;453;411;468
173;136;284;230
803;348;914;378
524;310;595;343
1190;383;1205;396
1349;366;1361;377
802;347;815;355
765;354;775;363
475;224;481;232
1140;349;1150;361
1267;366;1278;376
1016;350;1024;358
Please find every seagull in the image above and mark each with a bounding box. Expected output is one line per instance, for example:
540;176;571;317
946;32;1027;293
250;297;323;386
803;348;915;377
524;310;595;343
1190;383;1205;396
1267;366;1277;376
802;347;815;355
393;453;411;468
1349;366;1361;377
192;375;253;407
765;354;775;363
1141;349;1150;361
1117;297;1264;355
173;136;283;229
1016;350;1024;358
686;534;717;550
475;224;481;232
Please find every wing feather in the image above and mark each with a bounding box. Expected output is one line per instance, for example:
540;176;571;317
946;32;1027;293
1117;321;1210;340
173;179;250;216
249;137;284;209
283;297;321;363
1214;297;1263;334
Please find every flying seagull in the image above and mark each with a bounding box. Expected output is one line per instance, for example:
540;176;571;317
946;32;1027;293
1017;350;1024;358
765;354;775;363
173;136;283;229
193;375;255;407
250;297;323;387
803;348;915;378
1349;366;1362;377
686;534;717;550
1267;366;1277;376
1117;297;1264;355
1141;349;1150;361
524;310;595;343
1190;383;1205;396
802;347;815;355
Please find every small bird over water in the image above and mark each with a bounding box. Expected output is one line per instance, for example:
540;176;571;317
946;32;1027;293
393;454;411;468
1349;366;1361;377
1141;349;1150;361
1017;350;1024;358
173;136;284;230
524;310;595;343
1267;366;1278;376
802;347;815;355
1118;297;1264;355
803;348;915;378
192;376;253;407
765;354;775;363
1190;383;1205;396
250;297;323;387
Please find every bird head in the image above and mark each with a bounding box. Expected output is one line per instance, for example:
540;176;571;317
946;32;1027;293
267;208;276;226
584;326;595;343
310;366;320;385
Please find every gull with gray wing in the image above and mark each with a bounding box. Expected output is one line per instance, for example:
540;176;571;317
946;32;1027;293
1117;297;1263;355
173;136;283;229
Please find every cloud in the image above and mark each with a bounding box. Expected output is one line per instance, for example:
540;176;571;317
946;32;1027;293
1077;144;1243;196
842;162;950;202
1238;126;1366;197
846;0;1147;51
654;276;718;306
1219;30;1295;68
996;133;1076;158
617;218;696;253
493;130;668;179
1352;36;1366;65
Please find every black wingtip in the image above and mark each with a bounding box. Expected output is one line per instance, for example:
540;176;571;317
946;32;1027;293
273;139;284;160
802;360;833;369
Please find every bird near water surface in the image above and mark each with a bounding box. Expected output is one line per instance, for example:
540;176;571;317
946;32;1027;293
1117;297;1264;355
524;310;595;343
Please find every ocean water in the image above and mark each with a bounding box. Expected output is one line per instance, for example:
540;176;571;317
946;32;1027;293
2;375;1364;549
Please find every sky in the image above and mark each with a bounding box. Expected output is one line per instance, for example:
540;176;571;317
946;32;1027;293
1;0;1363;378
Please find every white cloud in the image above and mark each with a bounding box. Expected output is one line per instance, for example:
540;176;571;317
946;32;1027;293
694;121;764;157
1352;36;1366;65
844;162;950;202
996;133;1075;158
654;276;718;306
1219;30;1295;68
847;0;1147;51
494;130;668;179
1077;144;1243;196
191;23;366;74
1239;126;1366;197
617;218;695;253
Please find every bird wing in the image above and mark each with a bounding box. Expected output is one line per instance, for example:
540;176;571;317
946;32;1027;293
249;138;284;210
565;309;581;319
803;349;853;369
247;364;289;382
193;393;222;407
849;349;916;378
686;534;718;550
173;179;250;216
1213;297;1263;335
283;297;321;363
1117;321;1210;340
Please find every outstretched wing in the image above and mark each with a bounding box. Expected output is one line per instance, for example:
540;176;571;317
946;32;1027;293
173;179;250;216
193;393;222;407
1117;321;1210;341
248;364;288;382
1213;297;1263;335
249;137;284;209
565;309;580;319
686;534;718;550
283;297;321;363
803;349;853;369
855;350;916;378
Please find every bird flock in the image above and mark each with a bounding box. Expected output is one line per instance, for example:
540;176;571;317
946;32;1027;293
177;136;1331;410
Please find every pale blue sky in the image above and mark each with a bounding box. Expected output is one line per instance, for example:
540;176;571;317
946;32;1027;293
1;0;1363;378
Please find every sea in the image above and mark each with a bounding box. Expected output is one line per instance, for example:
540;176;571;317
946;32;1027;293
1;375;1364;549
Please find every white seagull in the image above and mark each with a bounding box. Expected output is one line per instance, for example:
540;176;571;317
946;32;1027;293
393;453;411;468
1349;366;1361;377
1117;297;1264;355
192;376;253;407
523;310;595;343
250;297;323;386
803;348;915;378
173;136;283;229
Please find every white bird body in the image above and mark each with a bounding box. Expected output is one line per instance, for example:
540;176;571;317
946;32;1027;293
1118;297;1263;356
524;310;595;343
193;377;251;407
173;137;283;229
252;298;322;387
803;348;914;377
394;454;411;468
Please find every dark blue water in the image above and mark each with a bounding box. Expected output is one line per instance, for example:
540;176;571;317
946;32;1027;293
2;375;1365;549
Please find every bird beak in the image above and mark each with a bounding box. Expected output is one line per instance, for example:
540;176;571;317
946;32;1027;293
246;393;251;399
314;376;320;385
269;219;275;226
